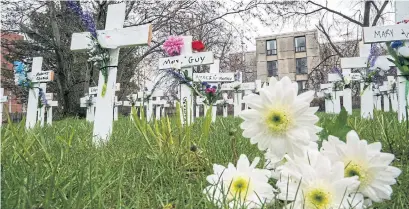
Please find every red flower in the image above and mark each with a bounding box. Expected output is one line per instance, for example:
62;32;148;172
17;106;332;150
192;40;205;52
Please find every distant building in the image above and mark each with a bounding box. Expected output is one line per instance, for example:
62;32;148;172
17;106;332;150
226;51;257;83
1;33;25;113
255;30;320;92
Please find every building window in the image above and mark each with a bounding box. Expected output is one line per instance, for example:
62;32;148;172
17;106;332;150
266;40;277;55
297;80;307;93
294;36;306;52
296;57;307;74
267;60;278;77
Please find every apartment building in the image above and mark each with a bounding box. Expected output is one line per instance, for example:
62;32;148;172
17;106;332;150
226;51;257;83
1;33;25;113
255;30;320;92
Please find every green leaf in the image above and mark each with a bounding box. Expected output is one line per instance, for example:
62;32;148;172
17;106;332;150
320;107;352;142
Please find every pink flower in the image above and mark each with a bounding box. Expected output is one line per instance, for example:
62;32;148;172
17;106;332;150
162;36;184;56
205;87;216;94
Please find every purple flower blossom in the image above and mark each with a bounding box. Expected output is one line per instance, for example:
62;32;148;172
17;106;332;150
66;0;97;38
368;44;381;68
38;88;48;107
162;69;192;87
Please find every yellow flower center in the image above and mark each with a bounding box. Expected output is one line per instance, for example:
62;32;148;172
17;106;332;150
344;162;371;187
229;176;251;200
265;108;293;134
306;188;332;209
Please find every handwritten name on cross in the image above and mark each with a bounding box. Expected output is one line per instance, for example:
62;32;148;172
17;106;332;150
70;3;152;144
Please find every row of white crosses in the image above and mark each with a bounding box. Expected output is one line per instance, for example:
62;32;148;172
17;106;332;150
321;70;398;116
192;59;236;122
123;89;168;121
158;36;214;125
21;57;55;128
80;83;120;122
43;93;58;125
70;3;152;144
360;0;409;121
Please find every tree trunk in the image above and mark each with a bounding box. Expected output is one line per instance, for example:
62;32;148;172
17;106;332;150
363;1;372;27
48;1;71;116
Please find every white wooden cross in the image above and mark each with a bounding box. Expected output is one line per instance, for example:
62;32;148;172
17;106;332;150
218;92;233;118
340;43;390;118
45;93;58;125
196;97;205;118
23;57;55;129
123;92;147;120
362;0;409;121
373;87;383;110
113;96;122;121
80;94;97;122
70;3;152;144
1;88;8;127
80;83;120;122
37;83;48;127
327;73;344;114
320;83;336;114
162;103;169;117
221;81;256;117
379;82;390;112
149;90;167;121
387;76;399;111
158;36;214;125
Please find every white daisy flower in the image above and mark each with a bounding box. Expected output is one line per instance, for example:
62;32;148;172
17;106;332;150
321;131;402;203
276;150;362;209
240;76;322;160
203;154;276;208
265;142;318;179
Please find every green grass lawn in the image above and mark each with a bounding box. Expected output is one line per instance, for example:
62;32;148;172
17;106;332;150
1;111;408;208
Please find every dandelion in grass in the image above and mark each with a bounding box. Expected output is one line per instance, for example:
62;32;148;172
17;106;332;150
204;154;276;208
276;150;363;209
239;76;321;160
321;130;401;203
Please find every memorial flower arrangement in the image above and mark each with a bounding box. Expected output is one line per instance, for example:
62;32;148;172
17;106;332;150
359;44;391;93
203;76;401;209
13;61;31;88
67;0;110;97
192;40;205;52
200;82;221;106
330;67;349;90
163;36;184;56
387;40;409;76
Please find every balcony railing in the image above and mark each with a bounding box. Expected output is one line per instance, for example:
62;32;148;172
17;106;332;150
295;46;306;52
266;49;277;55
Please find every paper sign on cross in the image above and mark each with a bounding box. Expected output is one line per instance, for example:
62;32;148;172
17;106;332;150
158;36;214;125
70;3;152;144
